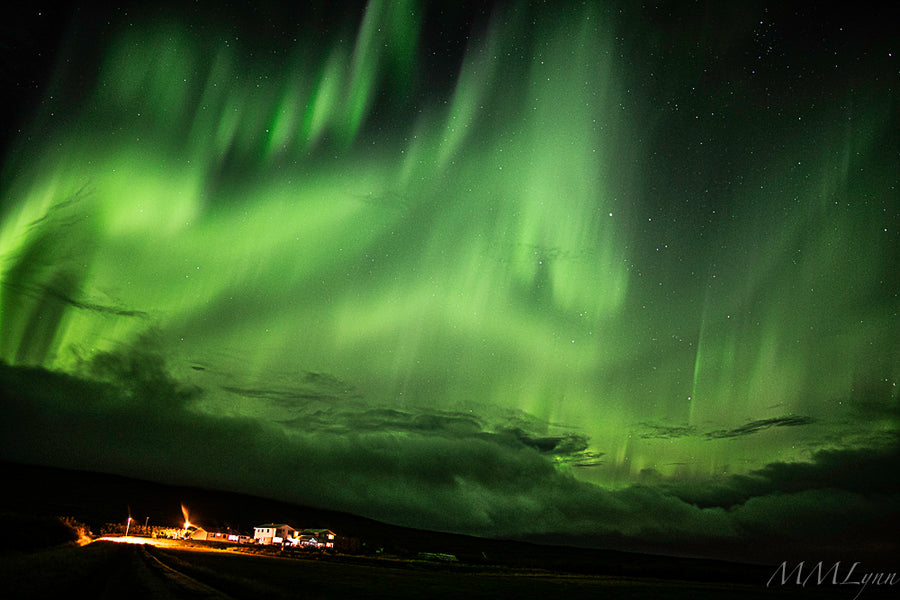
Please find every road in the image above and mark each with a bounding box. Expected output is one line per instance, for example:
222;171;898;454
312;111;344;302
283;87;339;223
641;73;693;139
2;538;235;599
102;542;234;599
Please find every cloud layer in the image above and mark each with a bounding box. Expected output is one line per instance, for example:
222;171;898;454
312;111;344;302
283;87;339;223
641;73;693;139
1;350;896;565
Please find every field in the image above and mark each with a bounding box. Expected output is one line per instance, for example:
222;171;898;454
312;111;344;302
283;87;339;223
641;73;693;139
2;536;856;600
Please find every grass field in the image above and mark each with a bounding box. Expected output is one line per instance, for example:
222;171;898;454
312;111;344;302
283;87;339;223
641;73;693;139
144;544;807;599
2;538;854;600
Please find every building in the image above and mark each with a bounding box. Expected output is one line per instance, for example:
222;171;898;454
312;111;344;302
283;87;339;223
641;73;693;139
253;523;297;545
205;529;245;543
300;529;337;549
184;525;246;543
183;525;208;540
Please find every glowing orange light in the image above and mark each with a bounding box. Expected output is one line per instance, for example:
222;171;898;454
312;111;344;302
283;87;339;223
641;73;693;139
181;503;191;529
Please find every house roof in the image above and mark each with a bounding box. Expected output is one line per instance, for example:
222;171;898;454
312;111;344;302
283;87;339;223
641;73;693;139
204;528;243;535
301;528;335;535
254;523;294;529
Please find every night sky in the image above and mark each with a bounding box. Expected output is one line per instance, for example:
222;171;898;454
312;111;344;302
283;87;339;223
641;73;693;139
1;0;897;562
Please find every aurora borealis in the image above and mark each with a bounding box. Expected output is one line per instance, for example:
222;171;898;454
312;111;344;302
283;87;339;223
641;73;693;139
1;1;897;561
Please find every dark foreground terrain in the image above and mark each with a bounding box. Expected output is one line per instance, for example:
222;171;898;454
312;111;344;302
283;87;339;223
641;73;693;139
0;462;882;598
2;538;855;600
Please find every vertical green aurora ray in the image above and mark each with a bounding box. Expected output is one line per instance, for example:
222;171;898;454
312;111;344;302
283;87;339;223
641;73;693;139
688;291;709;427
340;0;422;146
687;109;896;426
300;48;344;152
0;2;896;491
434;19;501;172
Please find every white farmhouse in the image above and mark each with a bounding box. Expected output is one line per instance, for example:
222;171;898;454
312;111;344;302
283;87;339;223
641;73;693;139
253;523;297;545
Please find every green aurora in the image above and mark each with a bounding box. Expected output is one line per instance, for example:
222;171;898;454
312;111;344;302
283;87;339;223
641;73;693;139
1;1;897;558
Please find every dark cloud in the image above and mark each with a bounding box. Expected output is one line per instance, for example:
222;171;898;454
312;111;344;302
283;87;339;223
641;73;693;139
500;427;589;455
560;451;605;468
83;347;201;409
662;444;900;510
636;416;814;441
408;412;485;434
43;288;148;318
0;281;149;318
280;409;595;465
221;385;345;403
704;415;815;439
492;428;603;467
277;407;485;437
748;445;900;497
218;369;359;406
638;423;696;439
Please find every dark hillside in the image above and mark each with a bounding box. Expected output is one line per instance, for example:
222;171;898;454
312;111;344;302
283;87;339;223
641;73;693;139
1;460;778;585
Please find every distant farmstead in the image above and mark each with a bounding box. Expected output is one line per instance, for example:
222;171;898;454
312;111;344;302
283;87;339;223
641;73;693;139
252;524;338;548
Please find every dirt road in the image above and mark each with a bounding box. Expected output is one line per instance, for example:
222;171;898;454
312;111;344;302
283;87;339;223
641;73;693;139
2;540;233;599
